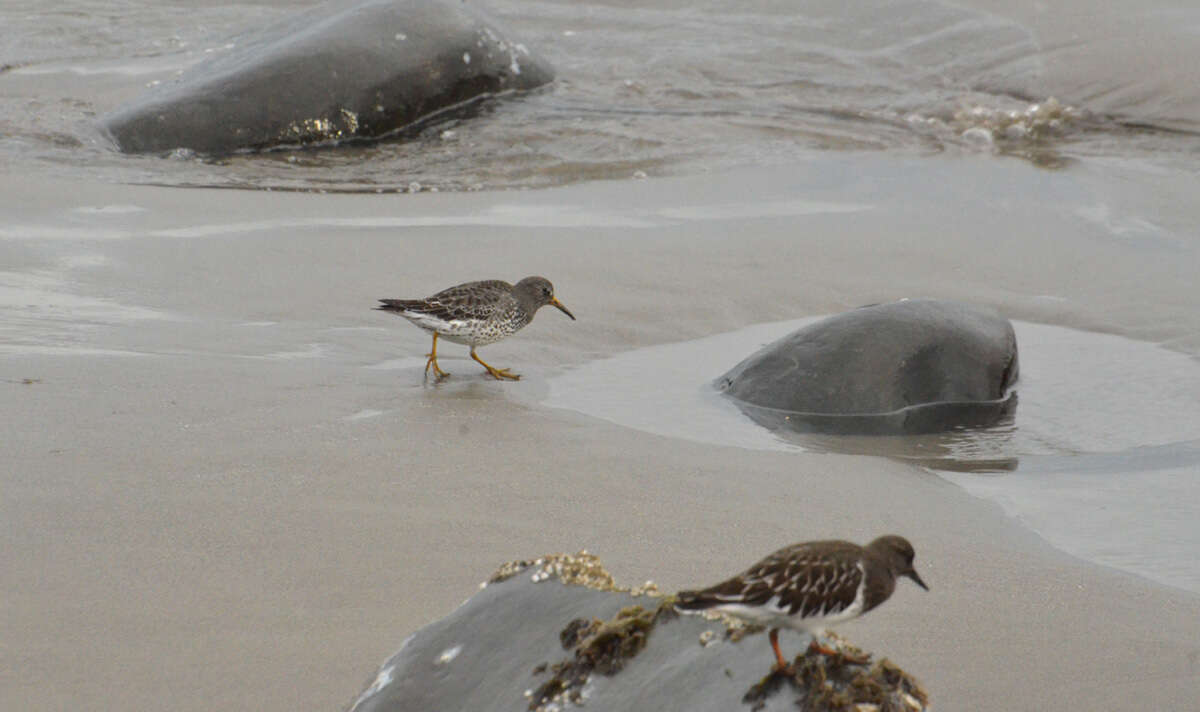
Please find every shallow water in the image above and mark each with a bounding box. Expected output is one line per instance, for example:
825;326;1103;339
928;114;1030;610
3;0;1200;191
545;319;1200;593
5;3;1200;709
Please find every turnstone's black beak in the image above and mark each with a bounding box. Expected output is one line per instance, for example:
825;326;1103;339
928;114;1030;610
550;297;576;321
906;568;929;591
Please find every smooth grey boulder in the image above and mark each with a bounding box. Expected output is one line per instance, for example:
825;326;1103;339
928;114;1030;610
347;554;929;712
99;0;554;154
717;300;1018;435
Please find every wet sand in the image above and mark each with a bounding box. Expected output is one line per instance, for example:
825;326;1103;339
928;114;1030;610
4;154;1200;711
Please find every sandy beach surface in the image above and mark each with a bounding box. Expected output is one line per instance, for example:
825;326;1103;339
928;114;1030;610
4;153;1200;711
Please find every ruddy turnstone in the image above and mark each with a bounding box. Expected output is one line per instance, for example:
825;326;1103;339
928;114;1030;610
675;535;927;669
377;276;575;381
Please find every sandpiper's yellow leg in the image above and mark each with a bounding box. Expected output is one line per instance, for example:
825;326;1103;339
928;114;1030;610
425;333;450;381
471;347;519;381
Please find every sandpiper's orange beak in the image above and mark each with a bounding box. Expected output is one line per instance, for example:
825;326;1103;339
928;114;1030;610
551;297;576;321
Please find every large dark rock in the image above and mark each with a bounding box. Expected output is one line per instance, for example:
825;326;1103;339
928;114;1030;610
717;300;1018;435
99;0;554;154
348;553;929;712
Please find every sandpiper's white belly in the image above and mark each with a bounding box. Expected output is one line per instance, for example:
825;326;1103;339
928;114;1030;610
403;313;508;346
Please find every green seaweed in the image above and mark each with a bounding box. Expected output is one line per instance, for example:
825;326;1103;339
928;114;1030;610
529;604;670;711
742;651;929;712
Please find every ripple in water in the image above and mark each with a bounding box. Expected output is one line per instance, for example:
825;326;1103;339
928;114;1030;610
2;0;1197;190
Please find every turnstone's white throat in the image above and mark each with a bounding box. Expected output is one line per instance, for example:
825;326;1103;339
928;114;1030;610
377;276;574;381
675;535;927;669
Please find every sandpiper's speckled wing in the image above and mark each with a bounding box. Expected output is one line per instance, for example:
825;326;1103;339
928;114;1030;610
379;280;515;322
677;541;864;619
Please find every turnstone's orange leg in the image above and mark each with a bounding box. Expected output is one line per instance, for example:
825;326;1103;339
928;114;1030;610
768;628;791;671
425;333;450;381
471;347;520;381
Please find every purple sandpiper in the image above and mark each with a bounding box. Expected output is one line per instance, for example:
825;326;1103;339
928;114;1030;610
377;276;575;381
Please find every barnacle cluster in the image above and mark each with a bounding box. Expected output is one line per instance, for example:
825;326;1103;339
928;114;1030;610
279;108;362;144
487;551;660;597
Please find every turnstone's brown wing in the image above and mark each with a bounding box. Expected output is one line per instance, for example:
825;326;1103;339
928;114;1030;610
377;280;514;321
676;541;864;618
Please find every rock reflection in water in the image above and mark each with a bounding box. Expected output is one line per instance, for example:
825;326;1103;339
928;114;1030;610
737;402;1021;473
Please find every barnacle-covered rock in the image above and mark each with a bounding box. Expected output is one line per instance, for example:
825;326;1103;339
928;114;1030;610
348;553;928;712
